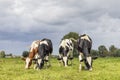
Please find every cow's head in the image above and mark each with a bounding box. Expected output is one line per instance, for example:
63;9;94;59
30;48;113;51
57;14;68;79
22;47;38;69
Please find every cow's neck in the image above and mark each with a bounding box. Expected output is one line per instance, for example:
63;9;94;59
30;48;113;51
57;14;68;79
28;48;38;59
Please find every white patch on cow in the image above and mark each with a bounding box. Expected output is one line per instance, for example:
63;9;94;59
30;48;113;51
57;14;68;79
38;59;42;66
59;40;66;49
81;35;90;42
79;55;82;71
35;53;39;59
89;67;92;71
30;40;40;52
40;41;48;46
45;56;49;61
86;57;92;66
25;57;30;69
79;54;82;62
79;52;83;71
63;56;68;67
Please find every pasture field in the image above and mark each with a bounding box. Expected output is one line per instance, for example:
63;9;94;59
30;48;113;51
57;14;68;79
0;57;120;80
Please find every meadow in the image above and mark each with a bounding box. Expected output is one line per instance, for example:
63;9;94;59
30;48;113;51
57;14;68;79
0;57;120;80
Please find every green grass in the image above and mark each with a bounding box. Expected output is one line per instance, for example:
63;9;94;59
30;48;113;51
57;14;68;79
0;57;120;80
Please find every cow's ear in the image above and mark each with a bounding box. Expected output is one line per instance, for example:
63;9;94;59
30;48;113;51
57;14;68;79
21;57;26;61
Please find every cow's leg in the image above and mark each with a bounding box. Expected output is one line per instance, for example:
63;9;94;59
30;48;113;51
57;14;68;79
45;55;50;68
33;59;38;70
48;54;51;67
37;59;44;69
25;57;31;69
63;56;68;67
58;54;63;66
33;53;39;69
79;52;83;71
68;50;73;66
86;56;92;71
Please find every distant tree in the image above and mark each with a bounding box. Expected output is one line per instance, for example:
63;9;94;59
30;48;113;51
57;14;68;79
62;32;79;57
22;51;29;57
0;51;5;58
109;45;117;55
98;45;108;57
62;32;79;40
91;49;99;56
113;49;120;57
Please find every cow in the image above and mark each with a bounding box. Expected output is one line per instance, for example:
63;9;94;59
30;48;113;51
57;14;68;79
22;38;53;69
58;39;74;67
22;40;40;69
35;38;53;69
77;34;93;71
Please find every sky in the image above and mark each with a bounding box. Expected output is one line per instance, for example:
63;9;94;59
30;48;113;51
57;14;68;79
0;0;120;55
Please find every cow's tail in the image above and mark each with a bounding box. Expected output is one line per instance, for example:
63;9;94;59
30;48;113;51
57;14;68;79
80;56;98;62
92;56;98;60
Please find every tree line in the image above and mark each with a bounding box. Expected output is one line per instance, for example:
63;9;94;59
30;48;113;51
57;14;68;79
1;32;120;58
0;51;14;58
92;45;120;57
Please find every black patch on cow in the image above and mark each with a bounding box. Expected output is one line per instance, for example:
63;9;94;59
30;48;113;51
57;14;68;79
78;39;92;57
37;59;44;69
59;46;64;54
59;46;69;57
37;43;49;69
64;46;69;56
41;38;53;54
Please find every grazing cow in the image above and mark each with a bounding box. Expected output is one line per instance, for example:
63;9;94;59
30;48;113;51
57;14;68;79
77;34;93;71
35;38;53;69
58;39;74;67
22;40;41;69
22;38;53;69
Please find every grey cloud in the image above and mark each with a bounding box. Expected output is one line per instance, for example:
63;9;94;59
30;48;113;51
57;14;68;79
0;0;120;55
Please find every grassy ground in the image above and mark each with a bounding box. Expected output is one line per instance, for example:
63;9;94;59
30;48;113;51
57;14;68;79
0;57;120;80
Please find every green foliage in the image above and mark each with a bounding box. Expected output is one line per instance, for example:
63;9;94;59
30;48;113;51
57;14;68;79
22;51;29;57
109;45;117;53
112;49;120;57
0;51;5;58
91;49;99;56
0;58;120;80
62;32;79;40
109;45;118;56
98;45;109;57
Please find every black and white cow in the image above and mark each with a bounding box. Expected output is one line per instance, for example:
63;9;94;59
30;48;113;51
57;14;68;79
77;34;93;71
58;39;74;67
34;38;53;69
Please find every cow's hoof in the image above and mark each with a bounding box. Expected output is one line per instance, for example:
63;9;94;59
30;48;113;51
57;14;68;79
89;68;92;71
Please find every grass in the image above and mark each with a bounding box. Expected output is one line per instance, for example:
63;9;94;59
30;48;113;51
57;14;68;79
0;57;120;80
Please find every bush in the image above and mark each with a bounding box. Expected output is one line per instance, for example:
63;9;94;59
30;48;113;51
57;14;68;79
22;51;29;57
0;51;5;58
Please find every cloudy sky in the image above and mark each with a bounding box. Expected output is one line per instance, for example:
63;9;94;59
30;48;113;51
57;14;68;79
0;0;120;55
